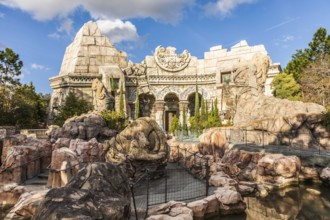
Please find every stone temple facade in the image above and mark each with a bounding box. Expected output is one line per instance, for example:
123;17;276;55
49;21;281;130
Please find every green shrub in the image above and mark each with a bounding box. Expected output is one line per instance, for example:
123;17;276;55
169;115;181;133
101;110;128;131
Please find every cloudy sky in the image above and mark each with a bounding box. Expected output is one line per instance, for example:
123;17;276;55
0;0;329;93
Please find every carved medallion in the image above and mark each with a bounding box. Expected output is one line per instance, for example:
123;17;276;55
154;46;191;72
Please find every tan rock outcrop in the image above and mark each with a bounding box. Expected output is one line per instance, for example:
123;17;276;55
198;128;227;158
320;167;330;185
0;135;51;184
35;162;131;220
0;184;27;213
105;117;169;180
233;93;329;149
5;190;48;220
48;112;116;142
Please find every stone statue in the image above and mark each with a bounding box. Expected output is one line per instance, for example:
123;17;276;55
232;53;270;94
92;78;108;111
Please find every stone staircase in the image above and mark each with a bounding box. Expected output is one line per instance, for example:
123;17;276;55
23;171;49;191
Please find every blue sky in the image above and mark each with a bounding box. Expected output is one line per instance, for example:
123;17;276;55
0;0;329;94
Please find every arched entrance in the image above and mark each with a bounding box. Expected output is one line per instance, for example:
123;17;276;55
188;92;202;117
138;93;155;117
164;93;179;131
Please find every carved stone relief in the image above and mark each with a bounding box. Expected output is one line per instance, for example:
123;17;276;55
154;46;191;72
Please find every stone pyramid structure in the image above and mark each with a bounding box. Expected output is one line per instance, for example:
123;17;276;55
58;21;127;76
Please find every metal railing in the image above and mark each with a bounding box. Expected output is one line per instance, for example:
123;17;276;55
130;145;211;220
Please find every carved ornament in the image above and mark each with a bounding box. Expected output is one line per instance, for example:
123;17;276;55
154;46;191;72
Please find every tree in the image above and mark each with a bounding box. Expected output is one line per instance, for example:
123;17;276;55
0;83;49;128
169;115;180;134
134;88;139;119
194;84;200;121
53;92;93;126
119;82;124;116
207;98;221;127
271;72;302;101
110;76;115;94
182;106;188;135
0;48;23;87
300;55;330;106
200;93;206;122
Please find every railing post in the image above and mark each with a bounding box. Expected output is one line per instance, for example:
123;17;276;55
184;148;187;167
177;146;180;165
205;157;209;196
130;184;139;220
245;129;247;147
145;170;150;219
262;130;264;148
165;169;168;203
229;128;231;143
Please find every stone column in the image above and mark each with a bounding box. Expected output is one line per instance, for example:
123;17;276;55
154;101;165;130
179;101;189;125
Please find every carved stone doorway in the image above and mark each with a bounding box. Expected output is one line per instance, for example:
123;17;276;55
165;111;177;132
164;93;179;131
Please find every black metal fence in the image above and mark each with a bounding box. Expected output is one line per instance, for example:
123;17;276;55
130;146;211;220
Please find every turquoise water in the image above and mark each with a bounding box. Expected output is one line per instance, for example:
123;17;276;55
209;183;330;220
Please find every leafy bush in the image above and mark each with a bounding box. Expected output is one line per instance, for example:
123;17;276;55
101;110;128;131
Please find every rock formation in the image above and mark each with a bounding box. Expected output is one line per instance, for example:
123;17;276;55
48;112;116;142
0;135;51;184
5;190;48;220
47;138;105;188
0;184;27;216
198;128;228;158
105;117;169;179
222;49;330;150
34;162;131;220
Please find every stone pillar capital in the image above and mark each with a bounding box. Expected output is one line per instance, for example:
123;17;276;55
155;101;165;111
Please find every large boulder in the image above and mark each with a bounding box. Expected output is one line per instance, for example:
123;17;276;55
147;201;193;220
0;184;27;215
198;129;227;158
0;135;52;184
256;154;301;187
34;162;131;220
214;187;246;215
48;137;105;188
320;167;330;185
5;190;48;220
48;112;117;142
233;93;329;149
105;117;169;179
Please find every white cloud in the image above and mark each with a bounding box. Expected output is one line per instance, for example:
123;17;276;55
282;35;295;42
204;0;257;17
48;32;61;39
0;0;78;20
58;18;74;35
31;63;50;71
274;35;295;49
0;0;194;23
96;19;139;43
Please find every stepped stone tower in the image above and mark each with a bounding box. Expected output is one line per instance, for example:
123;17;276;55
49;21;128;121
